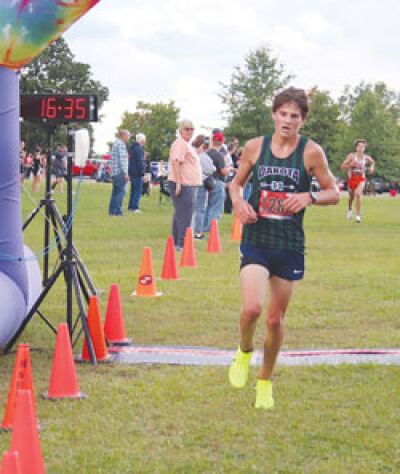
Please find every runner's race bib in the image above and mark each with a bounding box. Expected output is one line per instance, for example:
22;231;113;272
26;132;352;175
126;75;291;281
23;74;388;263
259;191;293;220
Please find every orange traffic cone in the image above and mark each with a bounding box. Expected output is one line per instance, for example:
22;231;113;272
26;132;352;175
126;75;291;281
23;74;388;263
42;323;87;400
0;451;22;474
132;247;162;297
10;390;45;474
80;296;113;362
161;236;179;280
180;227;196;267
231;214;242;242
1;344;37;431
104;284;132;346
207;219;222;253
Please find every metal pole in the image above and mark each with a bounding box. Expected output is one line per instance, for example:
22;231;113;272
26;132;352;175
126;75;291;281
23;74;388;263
66;127;74;335
43;127;53;284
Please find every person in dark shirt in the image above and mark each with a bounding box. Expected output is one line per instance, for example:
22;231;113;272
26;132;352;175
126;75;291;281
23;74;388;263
142;153;152;196
228;87;340;409
128;133;146;213
203;132;229;232
51;145;67;192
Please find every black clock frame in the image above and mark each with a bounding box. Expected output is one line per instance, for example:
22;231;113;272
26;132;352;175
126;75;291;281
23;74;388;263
20;93;98;123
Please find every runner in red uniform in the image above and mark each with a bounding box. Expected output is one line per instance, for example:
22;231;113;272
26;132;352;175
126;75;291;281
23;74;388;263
341;139;375;223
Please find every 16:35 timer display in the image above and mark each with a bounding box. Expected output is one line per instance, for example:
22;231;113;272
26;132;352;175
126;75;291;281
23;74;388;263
20;94;98;123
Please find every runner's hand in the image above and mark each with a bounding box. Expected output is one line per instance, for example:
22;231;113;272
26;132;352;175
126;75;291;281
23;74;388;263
233;196;258;225
283;193;312;214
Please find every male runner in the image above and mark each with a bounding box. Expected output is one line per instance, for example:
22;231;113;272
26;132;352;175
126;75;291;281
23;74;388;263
228;87;340;409
341;139;375;222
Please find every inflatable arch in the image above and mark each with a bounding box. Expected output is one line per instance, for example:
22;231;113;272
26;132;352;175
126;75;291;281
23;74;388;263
0;0;100;348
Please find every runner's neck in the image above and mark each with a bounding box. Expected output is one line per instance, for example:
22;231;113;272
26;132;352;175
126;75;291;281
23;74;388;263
271;133;300;159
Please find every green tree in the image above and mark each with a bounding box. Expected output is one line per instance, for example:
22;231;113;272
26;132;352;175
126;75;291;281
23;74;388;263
300;88;349;174
339;82;400;180
118;101;179;161
20;37;109;153
220;45;293;142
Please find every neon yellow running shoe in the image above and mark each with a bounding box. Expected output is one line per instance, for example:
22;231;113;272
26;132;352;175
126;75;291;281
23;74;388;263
228;346;253;388
255;379;274;410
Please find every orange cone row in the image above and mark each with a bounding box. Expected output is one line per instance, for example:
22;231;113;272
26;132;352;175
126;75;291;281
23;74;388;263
1;345;45;473
134;215;241;295
0;215;241;471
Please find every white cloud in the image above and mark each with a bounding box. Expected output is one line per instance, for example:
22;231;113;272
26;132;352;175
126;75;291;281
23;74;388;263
270;25;320;55
61;0;400;153
297;12;331;36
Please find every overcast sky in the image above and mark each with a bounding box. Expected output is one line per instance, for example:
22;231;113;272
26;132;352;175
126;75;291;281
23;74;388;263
64;0;400;154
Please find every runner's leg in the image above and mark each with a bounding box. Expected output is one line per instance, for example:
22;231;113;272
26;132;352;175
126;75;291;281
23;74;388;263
229;264;269;389
259;276;294;380
348;189;354;210
239;264;269;351
355;181;365;216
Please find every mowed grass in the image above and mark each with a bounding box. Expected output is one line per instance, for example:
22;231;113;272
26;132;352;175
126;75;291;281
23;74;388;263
1;181;399;473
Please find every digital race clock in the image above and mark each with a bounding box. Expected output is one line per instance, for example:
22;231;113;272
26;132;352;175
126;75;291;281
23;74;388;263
20;94;98;123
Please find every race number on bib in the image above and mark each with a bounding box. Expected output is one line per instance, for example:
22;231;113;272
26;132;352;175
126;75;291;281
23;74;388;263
259;191;293;220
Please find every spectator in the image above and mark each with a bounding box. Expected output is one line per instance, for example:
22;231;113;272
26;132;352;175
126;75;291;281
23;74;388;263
168;119;202;251
157;160;166;178
192;135;216;240
96;162;106;182
32;146;43;192
142;153;152;196
128;133;146;213
203;132;229;232
229;137;240;168
24;153;33;179
51;144;67;192
212;128;228;155
108;130;130;216
19;141;26;186
224;142;237;214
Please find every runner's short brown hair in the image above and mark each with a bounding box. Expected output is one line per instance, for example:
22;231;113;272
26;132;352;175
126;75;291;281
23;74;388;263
354;139;367;147
273;87;309;119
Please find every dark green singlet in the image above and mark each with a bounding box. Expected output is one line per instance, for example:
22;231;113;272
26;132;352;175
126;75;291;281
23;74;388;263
242;135;312;254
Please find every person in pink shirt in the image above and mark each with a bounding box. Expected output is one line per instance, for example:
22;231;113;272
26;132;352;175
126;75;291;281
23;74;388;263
168;119;202;250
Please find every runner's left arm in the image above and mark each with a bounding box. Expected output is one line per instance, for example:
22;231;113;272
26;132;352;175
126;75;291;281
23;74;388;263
366;155;375;174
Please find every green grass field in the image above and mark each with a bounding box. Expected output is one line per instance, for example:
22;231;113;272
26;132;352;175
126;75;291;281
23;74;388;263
1;181;399;473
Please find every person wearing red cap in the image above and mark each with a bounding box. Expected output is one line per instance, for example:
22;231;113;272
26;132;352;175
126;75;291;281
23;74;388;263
203;132;230;232
228;87;340;409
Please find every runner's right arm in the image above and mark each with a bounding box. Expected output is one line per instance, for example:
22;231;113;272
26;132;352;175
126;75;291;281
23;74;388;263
341;153;355;170
230;138;260;225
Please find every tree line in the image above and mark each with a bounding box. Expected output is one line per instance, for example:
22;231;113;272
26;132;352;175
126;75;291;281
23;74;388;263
21;40;400;181
220;46;400;181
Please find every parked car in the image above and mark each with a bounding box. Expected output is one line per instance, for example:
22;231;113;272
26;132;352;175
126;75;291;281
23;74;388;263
72;156;111;180
150;161;169;181
370;178;390;194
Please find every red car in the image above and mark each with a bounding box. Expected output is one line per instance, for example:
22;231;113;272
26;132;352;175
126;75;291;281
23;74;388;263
72;156;111;179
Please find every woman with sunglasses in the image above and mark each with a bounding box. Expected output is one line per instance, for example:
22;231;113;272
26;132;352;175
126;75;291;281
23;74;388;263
167;119;202;251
